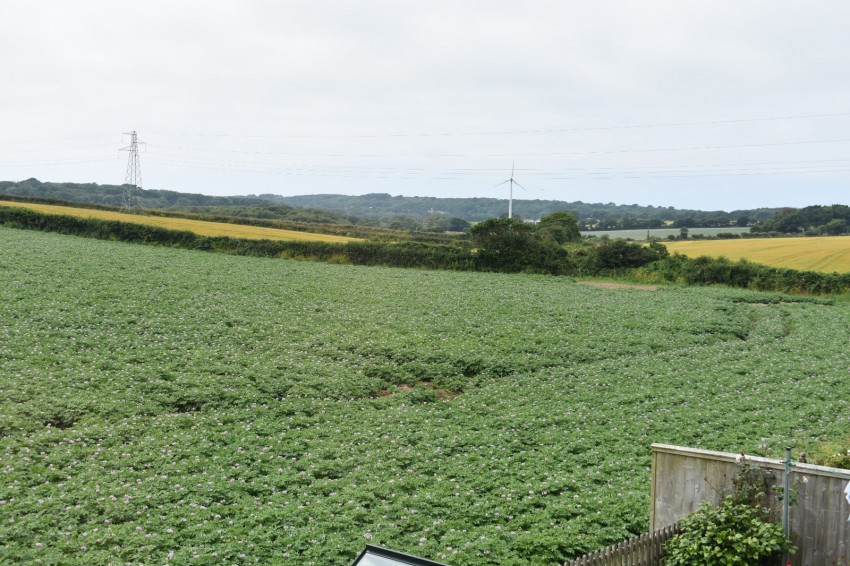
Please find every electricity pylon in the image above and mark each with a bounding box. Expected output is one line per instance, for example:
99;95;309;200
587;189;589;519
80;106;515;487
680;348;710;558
120;130;145;212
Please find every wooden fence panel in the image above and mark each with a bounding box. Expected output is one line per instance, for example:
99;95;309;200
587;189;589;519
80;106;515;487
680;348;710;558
563;523;680;566
650;443;850;566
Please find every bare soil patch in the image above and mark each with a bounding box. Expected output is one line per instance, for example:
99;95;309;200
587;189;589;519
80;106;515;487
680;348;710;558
377;382;461;401
421;381;462;401
578;281;660;291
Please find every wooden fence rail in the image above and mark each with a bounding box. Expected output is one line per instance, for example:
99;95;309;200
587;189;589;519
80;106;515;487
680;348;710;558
563;523;680;566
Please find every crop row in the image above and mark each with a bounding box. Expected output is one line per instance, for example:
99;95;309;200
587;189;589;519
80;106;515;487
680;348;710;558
1;227;848;564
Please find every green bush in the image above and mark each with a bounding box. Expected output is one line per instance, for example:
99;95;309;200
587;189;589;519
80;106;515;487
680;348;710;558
664;498;794;565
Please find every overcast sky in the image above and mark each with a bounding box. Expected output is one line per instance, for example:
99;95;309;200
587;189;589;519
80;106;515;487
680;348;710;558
2;1;850;211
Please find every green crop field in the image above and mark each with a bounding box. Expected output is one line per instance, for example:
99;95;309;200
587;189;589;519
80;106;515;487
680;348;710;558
2;227;849;565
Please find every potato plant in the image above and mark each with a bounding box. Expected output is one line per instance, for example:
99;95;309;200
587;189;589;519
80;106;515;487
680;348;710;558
1;227;848;564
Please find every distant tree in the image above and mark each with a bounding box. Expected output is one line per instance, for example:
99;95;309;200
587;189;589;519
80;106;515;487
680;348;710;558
388;215;420;231
823;218;847;235
354;217;381;227
537;211;580;244
680;227;689;239
620;212;638;229
423;215;471;233
736;215;750;227
598;214;618;230
470;217;540;271
755;207;803;233
423;214;448;232
445;217;471;232
471;217;534;250
590;239;669;270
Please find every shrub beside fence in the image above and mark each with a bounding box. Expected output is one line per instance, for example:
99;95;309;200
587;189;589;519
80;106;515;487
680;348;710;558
563;523;680;566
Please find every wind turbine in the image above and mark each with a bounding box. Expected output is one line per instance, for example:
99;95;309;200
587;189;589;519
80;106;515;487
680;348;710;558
496;162;526;219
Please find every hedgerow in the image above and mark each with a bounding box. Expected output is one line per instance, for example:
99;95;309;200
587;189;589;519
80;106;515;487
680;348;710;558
1;205;848;294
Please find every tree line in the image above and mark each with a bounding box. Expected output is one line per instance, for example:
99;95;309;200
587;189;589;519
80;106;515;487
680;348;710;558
751;204;850;235
2;178;784;232
0;179;347;225
271;192;780;228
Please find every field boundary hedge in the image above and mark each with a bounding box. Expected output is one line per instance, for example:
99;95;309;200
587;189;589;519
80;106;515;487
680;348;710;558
0;193;444;242
639;254;850;295
2;204;848;294
0;205;474;270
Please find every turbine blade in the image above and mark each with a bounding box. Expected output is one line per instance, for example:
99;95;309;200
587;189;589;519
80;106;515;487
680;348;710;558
495;180;510;186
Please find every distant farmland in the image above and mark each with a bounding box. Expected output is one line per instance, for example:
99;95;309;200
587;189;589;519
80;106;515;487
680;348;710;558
0;200;360;243
582;227;750;240
665;235;850;273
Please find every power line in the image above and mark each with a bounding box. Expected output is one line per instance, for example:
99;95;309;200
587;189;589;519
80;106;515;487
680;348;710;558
144;150;850;174
143;111;850;139
0;142;121;154
587;157;850;171
0;156;119;168
556;168;850;182
147;137;850;159
144;153;850;182
0;134;119;145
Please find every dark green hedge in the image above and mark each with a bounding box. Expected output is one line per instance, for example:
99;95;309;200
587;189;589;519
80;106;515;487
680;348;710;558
0;206;472;271
641;254;850;295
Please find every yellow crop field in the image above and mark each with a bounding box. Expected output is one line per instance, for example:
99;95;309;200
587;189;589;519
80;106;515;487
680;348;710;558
664;236;850;273
0;200;361;243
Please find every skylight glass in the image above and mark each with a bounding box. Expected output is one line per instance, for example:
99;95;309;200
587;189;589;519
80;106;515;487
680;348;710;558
351;545;449;566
